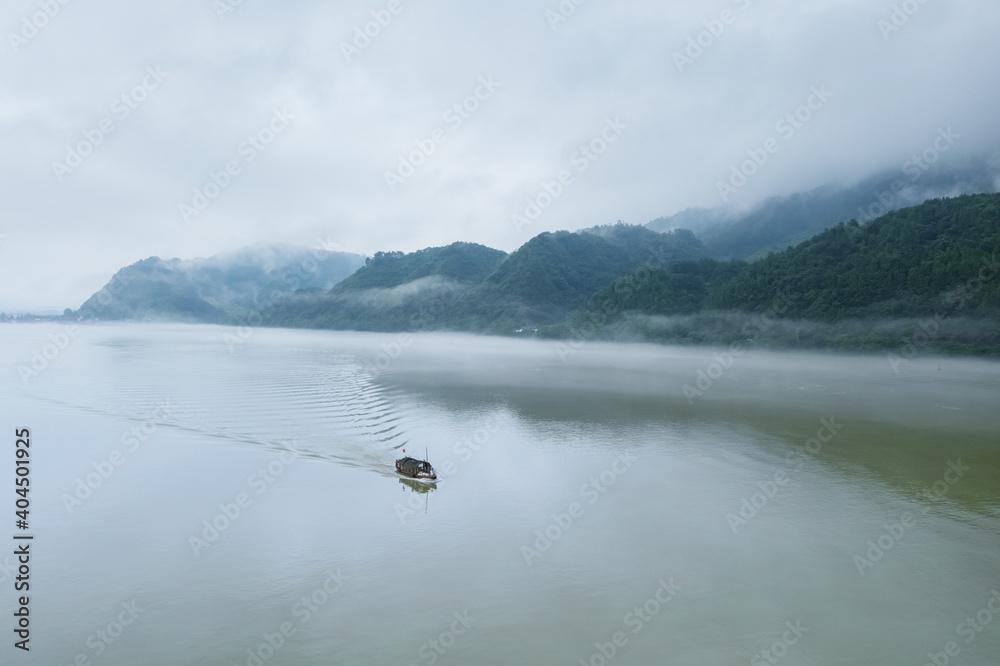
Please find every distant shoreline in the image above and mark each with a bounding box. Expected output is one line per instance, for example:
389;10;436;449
4;315;999;359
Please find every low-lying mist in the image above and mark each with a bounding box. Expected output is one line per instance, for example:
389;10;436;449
552;310;1000;356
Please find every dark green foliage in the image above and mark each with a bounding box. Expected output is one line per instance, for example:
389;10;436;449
74;194;1000;356
336;243;507;292
459;224;707;330
587;194;1000;353
262;242;507;332
708;195;1000;320
264;197;999;354
485;224;705;310
586;259;747;317
262;224;708;333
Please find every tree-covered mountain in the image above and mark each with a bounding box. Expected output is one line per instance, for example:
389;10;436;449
68;193;1000;354
460;225;707;329
709;194;1000;319
490;225;704;311
648;159;1000;260
74;243;366;322
584;258;747;318
261;225;708;333
334;242;507;292
579;194;1000;352
261;242;508;331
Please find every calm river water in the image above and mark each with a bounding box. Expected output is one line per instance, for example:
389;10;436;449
1;323;998;665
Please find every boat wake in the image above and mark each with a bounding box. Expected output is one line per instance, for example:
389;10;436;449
21;340;416;479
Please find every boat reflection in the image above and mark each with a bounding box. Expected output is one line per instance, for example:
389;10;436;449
398;476;437;494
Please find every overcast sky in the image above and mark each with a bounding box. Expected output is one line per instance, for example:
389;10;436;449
2;0;999;311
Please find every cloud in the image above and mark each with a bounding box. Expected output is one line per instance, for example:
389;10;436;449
1;0;998;310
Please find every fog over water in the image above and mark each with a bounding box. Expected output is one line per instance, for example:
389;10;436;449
1;323;998;665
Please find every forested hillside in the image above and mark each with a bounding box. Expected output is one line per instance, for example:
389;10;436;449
334;242;507;292
709;194;1000;319
72;194;1000;354
262;225;707;333
577;194;1000;353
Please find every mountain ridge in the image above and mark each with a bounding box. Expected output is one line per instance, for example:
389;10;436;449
648;158;1000;260
74;244;367;322
65;191;1000;354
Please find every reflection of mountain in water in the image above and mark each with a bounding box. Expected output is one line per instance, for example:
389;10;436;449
375;345;1000;519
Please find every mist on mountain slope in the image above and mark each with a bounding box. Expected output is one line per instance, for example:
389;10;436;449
73;243;366;322
648;152;1000;259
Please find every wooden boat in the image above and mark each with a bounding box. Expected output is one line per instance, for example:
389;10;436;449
395;456;437;480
